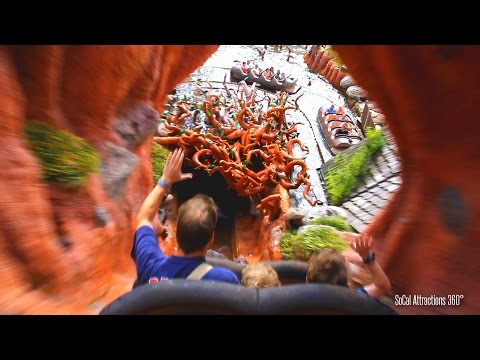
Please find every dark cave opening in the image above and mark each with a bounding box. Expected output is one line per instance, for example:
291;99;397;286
172;168;251;258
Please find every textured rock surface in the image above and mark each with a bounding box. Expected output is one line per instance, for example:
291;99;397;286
335;45;480;315
100;141;139;199
0;45;217;313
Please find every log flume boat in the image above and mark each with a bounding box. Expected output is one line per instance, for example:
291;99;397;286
100;258;397;315
230;65;299;94
317;105;364;154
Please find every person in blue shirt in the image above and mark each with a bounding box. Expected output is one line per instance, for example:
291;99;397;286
306;235;391;298
132;148;240;286
324;104;336;115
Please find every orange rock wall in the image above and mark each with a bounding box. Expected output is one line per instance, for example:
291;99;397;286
0;45;217;313
335;45;480;314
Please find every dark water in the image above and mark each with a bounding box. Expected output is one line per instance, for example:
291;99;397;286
174;45;354;211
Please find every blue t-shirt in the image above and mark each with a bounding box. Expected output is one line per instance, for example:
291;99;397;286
131;225;240;286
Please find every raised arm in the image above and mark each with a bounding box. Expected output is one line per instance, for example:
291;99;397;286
136;148;193;229
352;234;392;298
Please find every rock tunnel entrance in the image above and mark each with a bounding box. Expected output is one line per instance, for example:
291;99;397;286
172;168;251;260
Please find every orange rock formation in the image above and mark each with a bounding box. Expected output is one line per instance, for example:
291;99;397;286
0;45;217;313
335;45;480;314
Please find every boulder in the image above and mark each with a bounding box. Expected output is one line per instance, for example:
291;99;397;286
346;85;368;100
340;75;356;89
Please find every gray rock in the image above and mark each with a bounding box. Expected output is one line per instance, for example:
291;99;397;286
300;205;331;225
346;86;368;100
340;75;356;89
286;208;307;229
100;141;138;199
95;207;110;227
325;205;350;220
113;103;159;150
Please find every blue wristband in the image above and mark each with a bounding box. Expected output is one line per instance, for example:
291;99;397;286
157;178;171;190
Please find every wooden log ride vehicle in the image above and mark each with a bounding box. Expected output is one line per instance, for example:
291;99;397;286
317;105;364;154
100;258;397;315
230;65;299;94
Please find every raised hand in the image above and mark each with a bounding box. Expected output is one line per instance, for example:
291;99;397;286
161;148;193;186
352;234;373;260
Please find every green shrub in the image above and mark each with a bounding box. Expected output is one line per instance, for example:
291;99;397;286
323;47;344;68
325;128;386;205
25;120;100;187
309;216;352;232
294;227;348;260
280;226;348;261
151;142;170;183
280;230;297;260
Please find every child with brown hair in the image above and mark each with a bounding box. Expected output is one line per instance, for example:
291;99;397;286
306;235;391;298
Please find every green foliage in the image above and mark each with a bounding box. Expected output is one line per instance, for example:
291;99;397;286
325;128;386;205
280;226;348;261
151;141;170;183
25;120;100;187
280;230;297;259
295;227;348;260
309;216;352;232
323;47;344;68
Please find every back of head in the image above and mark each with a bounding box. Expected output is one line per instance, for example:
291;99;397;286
306;249;348;286
241;263;282;288
176;194;218;254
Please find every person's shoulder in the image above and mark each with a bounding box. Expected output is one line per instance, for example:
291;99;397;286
135;224;155;237
208;266;240;284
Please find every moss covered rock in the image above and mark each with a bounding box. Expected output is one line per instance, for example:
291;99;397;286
280;217;349;261
325;128;386;205
25;120;100;187
151;142;170;183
